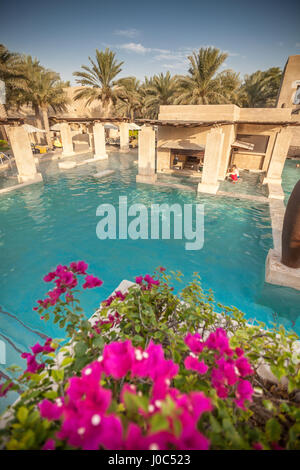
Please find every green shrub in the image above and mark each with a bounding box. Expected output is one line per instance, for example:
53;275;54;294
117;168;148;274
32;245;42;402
0;264;299;450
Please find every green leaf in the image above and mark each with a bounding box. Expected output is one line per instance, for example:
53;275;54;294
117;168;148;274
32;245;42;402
17;407;28;424
150;413;169;433
74;341;88;357
93;336;104;348
209;415;222;433
43;390;58;400
266;418;282;442
61;357;74;367
51;368;64;382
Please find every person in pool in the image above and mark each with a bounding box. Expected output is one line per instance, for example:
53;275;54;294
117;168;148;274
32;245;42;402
226;165;240;182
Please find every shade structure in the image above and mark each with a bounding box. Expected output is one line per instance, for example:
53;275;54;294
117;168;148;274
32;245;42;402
231;140;254;150
50;123;61;131
23;124;46;133
159;140;205;151
104;123;119;130
128;123;142;131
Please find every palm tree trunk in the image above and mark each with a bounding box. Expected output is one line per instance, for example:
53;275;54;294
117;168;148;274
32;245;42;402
34;104;43;144
41;106;52;147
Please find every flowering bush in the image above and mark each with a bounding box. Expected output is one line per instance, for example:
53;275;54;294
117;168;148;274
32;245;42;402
0;263;299;450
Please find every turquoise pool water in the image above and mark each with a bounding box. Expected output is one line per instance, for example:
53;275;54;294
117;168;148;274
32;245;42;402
0;152;299;411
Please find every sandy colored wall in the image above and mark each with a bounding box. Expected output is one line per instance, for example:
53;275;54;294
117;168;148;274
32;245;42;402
232;152;265;170
159;104;240;122
239;107;292;122
276;55;300;110
7;86;103;121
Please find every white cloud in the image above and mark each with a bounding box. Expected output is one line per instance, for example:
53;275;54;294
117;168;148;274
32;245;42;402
114;29;140;38
119;42;150;54
117;43;170;55
296;42;300;48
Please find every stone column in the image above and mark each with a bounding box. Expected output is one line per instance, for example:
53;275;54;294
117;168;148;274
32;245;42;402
263;127;292;184
119;122;130;152
93;122;108;159
136;125;157;184
87;124;94;152
8;126;42;184
197;127;224;194
60;122;75;157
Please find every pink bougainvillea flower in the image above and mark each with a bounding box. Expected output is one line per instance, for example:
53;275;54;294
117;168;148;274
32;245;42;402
235;347;244;357
56;389;121;450
184;355;208;375
42;439;56;450
253;442;264;450
124;423;147;450
216;357;238;386
43;272;56;283
205;328;230;354
211;368;229;398
177;425;210;450
184;332;204;354
135;276;143;284
39;399;64;421
102;340;134;379
54;265;68;277
31;343;44;355
235;356;254;377
83;275;103;289
235;379;254;409
59;271;77;289
143;274;160;287
70;261;88;275
21;352;45;374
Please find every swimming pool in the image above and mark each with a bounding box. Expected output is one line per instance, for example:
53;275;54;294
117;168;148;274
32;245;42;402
0;151;299;411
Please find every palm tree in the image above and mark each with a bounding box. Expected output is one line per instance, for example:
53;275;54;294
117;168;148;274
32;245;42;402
239;67;282;108
115;77;142;120
0;44;27;142
73;48;125;116
13;56;44;131
216;70;242;104
16;56;69;145
175;47;232;105
142;72;178;118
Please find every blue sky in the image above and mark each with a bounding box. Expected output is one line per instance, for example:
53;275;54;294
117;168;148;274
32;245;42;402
2;0;300;84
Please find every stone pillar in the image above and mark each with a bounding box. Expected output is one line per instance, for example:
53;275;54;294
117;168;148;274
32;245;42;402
218;124;236;180
197;127;224;194
93;122;108;159
87;124;94;152
119;122;129;152
60;122;75;157
8;126;42;184
136;125;157;184
263;127;292;184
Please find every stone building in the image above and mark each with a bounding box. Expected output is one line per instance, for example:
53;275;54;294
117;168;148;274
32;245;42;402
136;104;296;196
276;55;300;158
